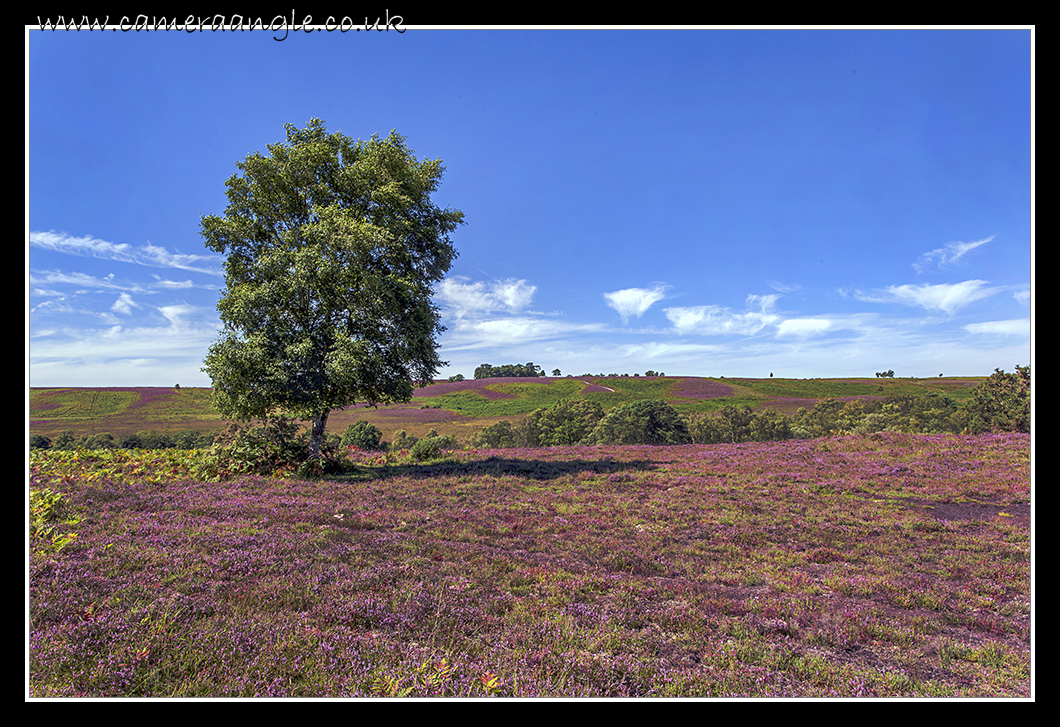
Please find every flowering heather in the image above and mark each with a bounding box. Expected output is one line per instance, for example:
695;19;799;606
670;378;735;401
414;377;558;401
372;407;470;423
29;433;1030;697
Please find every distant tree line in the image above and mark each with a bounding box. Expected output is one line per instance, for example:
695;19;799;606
30;429;217;451
474;362;546;379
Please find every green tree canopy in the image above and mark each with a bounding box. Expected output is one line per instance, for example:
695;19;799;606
586;399;691;446
201;119;464;456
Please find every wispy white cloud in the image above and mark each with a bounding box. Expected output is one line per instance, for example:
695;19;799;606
665;294;780;336
1013;288;1030;306
963;319;1030;336
775;318;833;339
158;304;197;330
150;274;202;289
29;270;126;290
110;292;140;315
30;230;222;275
913;236;992;275
603;285;668;324
767;280;801;293
436;277;537;318
854;280;999;315
442;316;606;350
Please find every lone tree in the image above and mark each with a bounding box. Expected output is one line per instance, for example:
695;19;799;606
201;119;464;458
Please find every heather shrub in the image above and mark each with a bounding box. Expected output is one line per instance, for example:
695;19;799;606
586;399;691;446
341;421;385;451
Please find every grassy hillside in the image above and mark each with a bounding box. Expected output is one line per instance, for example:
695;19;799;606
29;376;985;442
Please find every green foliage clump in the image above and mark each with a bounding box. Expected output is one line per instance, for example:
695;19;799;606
961;365;1030;433
687;405;793;444
586;400;691;446
410;436;443;461
788;393;972;438
409;430;458;461
468;420;524;449
341;421;385;451
120;430;176;450
390;430;419;452
86;432;117;449
174;429;215;450
522;398;606;447
30;434;52;450
53;430;77;450
195;417;345;481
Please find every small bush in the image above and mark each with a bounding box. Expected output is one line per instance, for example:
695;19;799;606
469;420;523;449
174;429;213;450
196;417;346;481
341;421;385;451
53;430;77;450
410;436;444;461
390;430;419;452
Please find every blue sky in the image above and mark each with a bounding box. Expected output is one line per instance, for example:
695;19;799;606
28;26;1033;387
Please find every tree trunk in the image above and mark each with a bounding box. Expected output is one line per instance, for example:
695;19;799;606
309;411;329;459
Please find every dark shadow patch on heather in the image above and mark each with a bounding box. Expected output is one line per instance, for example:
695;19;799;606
336;455;657;482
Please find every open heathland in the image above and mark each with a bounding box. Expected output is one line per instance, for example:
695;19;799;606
29;375;983;444
29;432;1030;697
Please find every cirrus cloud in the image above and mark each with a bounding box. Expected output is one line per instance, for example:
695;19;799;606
436;277;537;319
854;280;1000;316
913;236;993;275
665;294;781;336
603;285;668;324
963;319;1030;336
30;230;222;275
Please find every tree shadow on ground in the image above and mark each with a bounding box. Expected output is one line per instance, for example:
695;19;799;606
334;455;658;483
